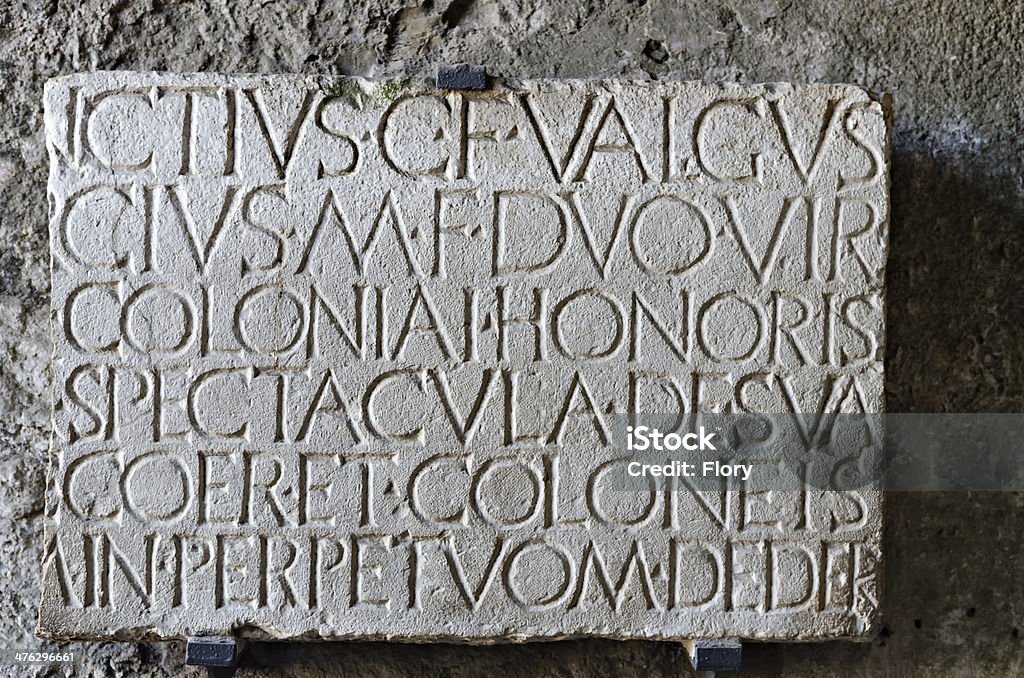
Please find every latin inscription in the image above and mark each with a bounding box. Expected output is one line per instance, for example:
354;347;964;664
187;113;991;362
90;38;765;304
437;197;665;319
40;74;888;641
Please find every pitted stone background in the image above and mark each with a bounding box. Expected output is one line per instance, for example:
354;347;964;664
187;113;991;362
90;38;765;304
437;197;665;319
0;1;1020;676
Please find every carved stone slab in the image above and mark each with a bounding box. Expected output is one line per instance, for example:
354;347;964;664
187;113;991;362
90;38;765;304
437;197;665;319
39;73;889;642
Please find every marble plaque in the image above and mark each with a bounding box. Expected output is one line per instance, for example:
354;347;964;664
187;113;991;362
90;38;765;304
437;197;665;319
39;73;889;642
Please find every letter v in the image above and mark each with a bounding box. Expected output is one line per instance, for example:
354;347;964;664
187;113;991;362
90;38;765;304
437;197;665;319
244;88;317;179
164;184;239;274
443;537;508;611
565;191;636;278
520;92;600;182
770;98;842;183
431;368;497;445
723;194;803;285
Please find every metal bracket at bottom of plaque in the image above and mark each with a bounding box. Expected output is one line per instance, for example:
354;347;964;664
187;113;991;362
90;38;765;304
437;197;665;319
185;637;244;678
683;638;742;673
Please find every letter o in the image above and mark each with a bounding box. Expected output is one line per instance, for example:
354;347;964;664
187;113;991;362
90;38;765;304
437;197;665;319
552;289;625;359
631;195;713;275
587;459;659;527
234;284;307;356
472;460;542;529
121;451;192;522
122;283;196;355
697;291;766;361
504;540;575;611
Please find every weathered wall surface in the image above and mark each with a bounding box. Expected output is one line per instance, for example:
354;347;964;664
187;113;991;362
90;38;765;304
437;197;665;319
0;1;1021;675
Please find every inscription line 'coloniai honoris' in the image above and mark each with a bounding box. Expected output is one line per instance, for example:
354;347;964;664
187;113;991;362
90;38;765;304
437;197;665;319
39;73;890;643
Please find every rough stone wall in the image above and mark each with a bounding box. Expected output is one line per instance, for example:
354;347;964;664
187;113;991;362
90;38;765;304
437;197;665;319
0;1;1021;675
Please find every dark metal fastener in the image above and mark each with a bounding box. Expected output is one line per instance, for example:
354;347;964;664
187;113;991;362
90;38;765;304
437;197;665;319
684;638;742;672
186;637;243;678
436;64;488;90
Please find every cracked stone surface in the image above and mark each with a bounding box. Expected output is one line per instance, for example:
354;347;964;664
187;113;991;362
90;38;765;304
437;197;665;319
2;1;1023;675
